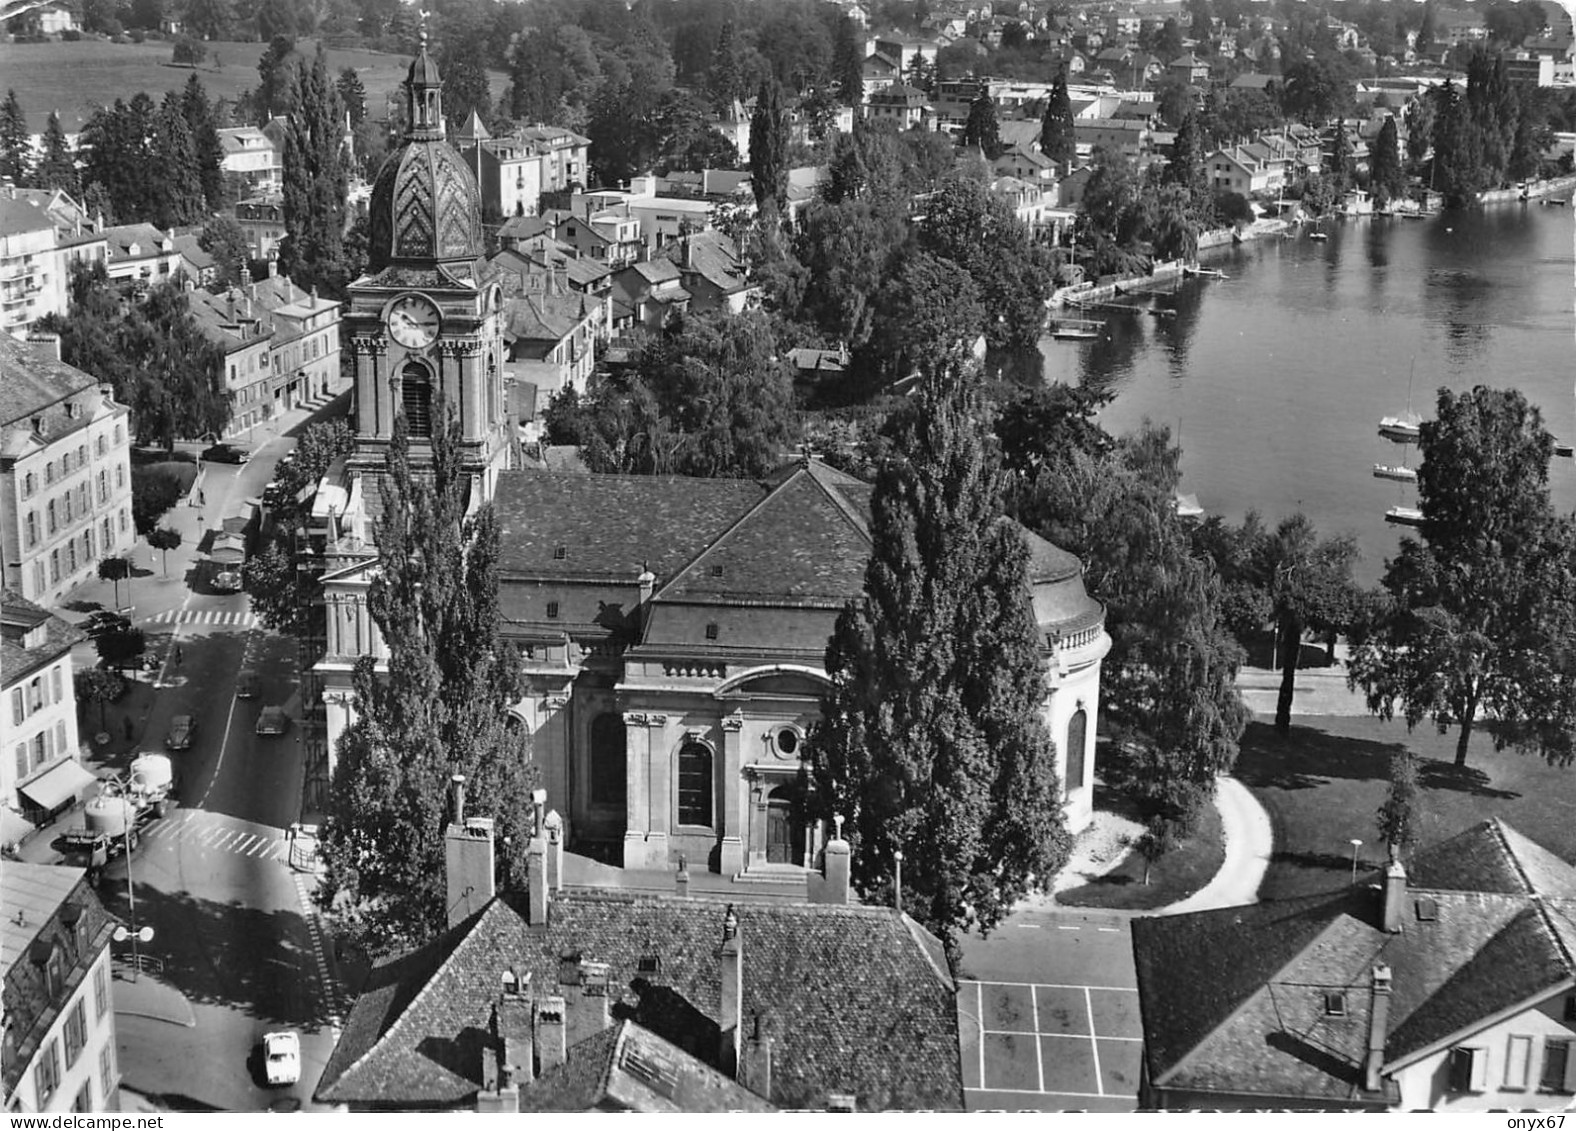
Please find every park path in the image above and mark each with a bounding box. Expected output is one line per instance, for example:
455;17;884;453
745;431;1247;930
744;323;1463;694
1155;776;1273;915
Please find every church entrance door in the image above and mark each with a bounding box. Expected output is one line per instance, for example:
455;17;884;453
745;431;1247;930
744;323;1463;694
765;783;804;865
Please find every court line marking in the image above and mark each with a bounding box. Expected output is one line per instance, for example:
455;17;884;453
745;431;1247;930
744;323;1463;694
1030;986;1044;1093
977;981;986;1089
964;1088;1108;1099
1086;986;1104;1095
960;980;1137;993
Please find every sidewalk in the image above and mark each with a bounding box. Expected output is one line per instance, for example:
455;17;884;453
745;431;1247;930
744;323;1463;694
1154;776;1273;915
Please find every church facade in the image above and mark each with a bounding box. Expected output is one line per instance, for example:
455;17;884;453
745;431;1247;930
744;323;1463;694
316;45;1110;879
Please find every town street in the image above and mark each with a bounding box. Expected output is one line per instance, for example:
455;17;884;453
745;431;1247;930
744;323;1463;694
61;404;346;1111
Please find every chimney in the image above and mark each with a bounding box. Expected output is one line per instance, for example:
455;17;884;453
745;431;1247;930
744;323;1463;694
444;787;496;930
719;905;743;1077
25;331;61;361
894;850;905;913
533;997;567;1077
544;810;563;891
1382;858;1406;933
675;854;690;898
683;235;694;271
822;815;851;905
526;831;548;926
226;289;236;323
1364;963;1393;1093
451;773;466;825
267;258;277;279
637;563;656;605
741;1013;773;1102
566;960;611;1049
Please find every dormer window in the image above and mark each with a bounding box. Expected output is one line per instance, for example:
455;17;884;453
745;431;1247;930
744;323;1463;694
1323;992;1346;1017
710;564;724;577
705;623;719;640
546;601;560;619
553;545;566;560
1415;897;1438;922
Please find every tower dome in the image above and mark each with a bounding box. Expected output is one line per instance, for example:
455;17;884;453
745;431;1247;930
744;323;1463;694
366;34;484;271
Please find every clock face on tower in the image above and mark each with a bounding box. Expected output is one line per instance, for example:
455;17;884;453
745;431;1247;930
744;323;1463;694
386;293;441;349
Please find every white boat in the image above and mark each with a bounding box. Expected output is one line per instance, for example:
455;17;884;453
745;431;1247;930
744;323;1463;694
1385;506;1425;527
1373;464;1418;483
1378;416;1422;442
1555;441;1573;459
1308;230;1329;241
1175;492;1204;519
1184;265;1227;279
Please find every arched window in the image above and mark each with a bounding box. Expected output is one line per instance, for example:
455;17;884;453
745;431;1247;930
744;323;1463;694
401;361;433;437
486;355;498;426
677;742;713;828
590;714;625;807
1065;708;1088;797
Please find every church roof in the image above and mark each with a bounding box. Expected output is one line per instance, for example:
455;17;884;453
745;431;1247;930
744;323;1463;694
367;139;485;269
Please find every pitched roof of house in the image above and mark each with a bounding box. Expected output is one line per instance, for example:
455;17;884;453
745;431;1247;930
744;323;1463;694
1;588;85;686
1132;820;1576;1104
668;231;751;296
103;222;171;261
0;196;54;238
316;890;962;1110
517;1020;776;1112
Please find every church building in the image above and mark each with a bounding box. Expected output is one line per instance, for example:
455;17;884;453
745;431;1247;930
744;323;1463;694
315;43;1110;882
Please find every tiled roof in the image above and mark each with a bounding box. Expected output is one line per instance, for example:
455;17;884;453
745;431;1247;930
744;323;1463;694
518;1020;776;1112
103;222;170;260
0;196;53;237
493;471;767;581
1;588;86;685
317;890;962;1110
1133;821;1576;1104
2;864;117;1099
0;335;97;431
670;231;750;295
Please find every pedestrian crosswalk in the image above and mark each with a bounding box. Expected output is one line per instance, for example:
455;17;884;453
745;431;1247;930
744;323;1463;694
140;808;286;861
144;608;259;629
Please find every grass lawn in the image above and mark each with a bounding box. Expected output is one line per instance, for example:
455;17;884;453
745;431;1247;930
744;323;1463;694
1;37;505;134
1236;717;1576;901
1057;783;1226;911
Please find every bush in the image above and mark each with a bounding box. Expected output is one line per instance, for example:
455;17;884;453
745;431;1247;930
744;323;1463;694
61;28;81;40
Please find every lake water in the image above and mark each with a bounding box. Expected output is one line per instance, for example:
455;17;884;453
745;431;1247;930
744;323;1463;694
1039;204;1576;585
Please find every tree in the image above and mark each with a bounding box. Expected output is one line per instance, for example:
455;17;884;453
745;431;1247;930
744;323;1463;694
961;92;1003;159
749;78;789;215
1040;73;1075;169
1006;409;1249;831
1;90;31;186
257;0;297;41
173;35;206;68
319;408;538;958
337;67;367;128
1375;749;1421;860
198;215;250;288
1404;90;1436;171
832;15;865;107
1370;115;1404;204
706;19;748;111
95;625;146;673
97;556;132;608
863;249;985;387
1348;386;1572;766
1281;55;1348;124
184;0;234;41
33;113;79;195
182;75;228;212
280;45;349;296
148;527;183;575
809;365;1072;963
74;669;125;731
256;35;302;121
1251;513;1362;733
153;94;207;230
1418;1;1437;49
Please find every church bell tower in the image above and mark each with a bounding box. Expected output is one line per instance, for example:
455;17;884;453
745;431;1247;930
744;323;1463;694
342;30;509;502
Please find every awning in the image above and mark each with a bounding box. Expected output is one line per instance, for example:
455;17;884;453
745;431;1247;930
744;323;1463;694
1;808;37;847
18;759;97;811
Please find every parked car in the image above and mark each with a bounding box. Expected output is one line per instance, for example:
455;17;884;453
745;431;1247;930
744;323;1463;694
84;610;132;638
166;715;194;751
236;671;258;699
256;706;287;736
214;570;242;592
263;1031;301;1086
202;442;251;464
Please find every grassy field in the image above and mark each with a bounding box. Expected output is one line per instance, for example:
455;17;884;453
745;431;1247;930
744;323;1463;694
1;37;461;134
1057;781;1227;911
1236;717;1576;901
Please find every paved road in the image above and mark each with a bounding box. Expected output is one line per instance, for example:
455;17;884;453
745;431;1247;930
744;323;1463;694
61;406;347;1111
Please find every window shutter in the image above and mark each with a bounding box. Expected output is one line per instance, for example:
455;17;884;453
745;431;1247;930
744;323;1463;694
1566;1044;1576;1094
1469;1046;1490;1092
1505;1035;1531;1089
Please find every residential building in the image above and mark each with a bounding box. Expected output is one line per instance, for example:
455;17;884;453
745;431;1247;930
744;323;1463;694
861;52;902;100
1506;51;1557;88
264;278;343;408
0;198;60;336
865;83;930;130
609;257;692;329
1075;117;1149;160
871;33;942;75
666;231;757;316
313;796;963;1111
101;224;180;285
186;282;279;437
996;144;1058;185
708;99;752;167
2;863;120;1112
1166;52;1210;84
1133;820;1576;1111
1205;142;1293;196
171;233;217;288
216;126;283;192
2;591;90;834
991;175;1049;229
0;336;133;607
453;116;591;219
501;282;600;400
35;1;79;34
234;195;287;262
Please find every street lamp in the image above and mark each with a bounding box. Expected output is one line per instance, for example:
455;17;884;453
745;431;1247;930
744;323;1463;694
1350;838;1363;884
112;806;153;981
